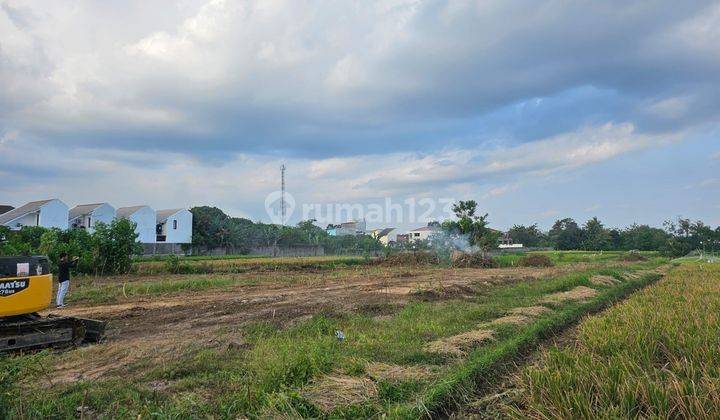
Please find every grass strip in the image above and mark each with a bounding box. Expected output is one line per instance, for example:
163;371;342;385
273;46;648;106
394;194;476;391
390;270;664;418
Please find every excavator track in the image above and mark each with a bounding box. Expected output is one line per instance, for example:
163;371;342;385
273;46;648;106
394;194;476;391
0;314;106;353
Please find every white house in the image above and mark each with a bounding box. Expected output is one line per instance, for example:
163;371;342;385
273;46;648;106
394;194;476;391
116;205;156;243
409;226;439;242
0;199;69;230
155;209;192;243
371;228;398;245
328;220;367;236
68;203;116;233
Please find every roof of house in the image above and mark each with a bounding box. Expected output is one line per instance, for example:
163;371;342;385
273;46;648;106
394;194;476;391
156;209;184;223
411;226;437;232
116;205;151;219
375;227;395;238
69;203;106;219
0;205;14;215
0;199;56;225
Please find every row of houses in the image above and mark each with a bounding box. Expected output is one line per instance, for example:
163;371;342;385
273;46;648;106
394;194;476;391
0;199;192;244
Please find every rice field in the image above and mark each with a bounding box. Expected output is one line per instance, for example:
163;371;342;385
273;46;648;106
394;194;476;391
500;262;720;419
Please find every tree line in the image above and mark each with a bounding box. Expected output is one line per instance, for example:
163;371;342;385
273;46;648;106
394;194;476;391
507;217;720;257
190;206;384;255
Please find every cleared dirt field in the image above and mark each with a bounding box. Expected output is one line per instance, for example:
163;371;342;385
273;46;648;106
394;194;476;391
44;265;576;384
2;253;670;418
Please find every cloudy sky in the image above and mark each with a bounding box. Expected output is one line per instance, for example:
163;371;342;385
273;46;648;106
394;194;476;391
1;0;719;230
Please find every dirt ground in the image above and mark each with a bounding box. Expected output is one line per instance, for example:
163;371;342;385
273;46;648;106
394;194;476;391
41;264;588;385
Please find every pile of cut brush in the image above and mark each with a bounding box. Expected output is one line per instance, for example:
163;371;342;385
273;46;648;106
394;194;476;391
450;251;498;268
619;250;647;262
517;254;555;267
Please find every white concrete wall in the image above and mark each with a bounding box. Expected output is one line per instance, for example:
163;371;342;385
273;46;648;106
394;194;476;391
38;199;69;230
379;229;398;245
162;209;193;244
5;212;38;230
90;204;116;232
127;206;156;243
410;230;434;242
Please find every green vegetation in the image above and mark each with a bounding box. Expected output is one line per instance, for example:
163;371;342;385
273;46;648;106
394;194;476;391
493;250;660;267
67;276;250;305
2;258;667;418
504;262;720;418
0;219;142;275
437;200;500;249
190;206;384;255
133;255;372;275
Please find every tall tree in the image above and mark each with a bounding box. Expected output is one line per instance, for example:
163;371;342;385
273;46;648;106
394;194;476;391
549;218;584;250
507;224;547;247
582;217;612;251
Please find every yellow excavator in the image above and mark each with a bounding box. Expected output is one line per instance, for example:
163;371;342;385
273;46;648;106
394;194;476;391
1;256;105;353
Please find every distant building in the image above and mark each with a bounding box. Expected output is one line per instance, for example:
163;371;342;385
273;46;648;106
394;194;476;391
498;232;523;249
408;226;439;242
69;203;116;233
116;205;156;243
370;228;398;245
395;234;410;244
155;209;193;243
0;205;14;215
328;220;367;236
0;199;69;230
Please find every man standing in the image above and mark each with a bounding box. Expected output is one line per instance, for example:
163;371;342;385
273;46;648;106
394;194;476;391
56;252;78;308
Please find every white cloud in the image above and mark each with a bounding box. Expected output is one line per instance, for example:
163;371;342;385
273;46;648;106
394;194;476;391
0;122;668;222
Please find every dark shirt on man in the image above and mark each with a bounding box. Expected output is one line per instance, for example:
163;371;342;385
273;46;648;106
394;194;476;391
57;260;76;283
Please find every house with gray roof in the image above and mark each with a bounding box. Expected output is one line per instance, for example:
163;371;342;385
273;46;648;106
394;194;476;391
69;203;116;233
116;205;156;243
0;199;69;230
155;209;192;244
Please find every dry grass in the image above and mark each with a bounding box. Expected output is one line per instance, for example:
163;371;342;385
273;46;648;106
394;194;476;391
302;375;378;412
507;263;720;419
589;275;620;286
509;306;551;317
490;315;533;325
541;286;598;304
365;362;436;382
381;251;441;266
426;329;495;356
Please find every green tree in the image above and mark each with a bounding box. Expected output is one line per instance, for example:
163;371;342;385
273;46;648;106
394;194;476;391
619;224;670;251
507;224;547;247
549;218;584;250
92;219;142;275
441;200;499;249
581;217;612;251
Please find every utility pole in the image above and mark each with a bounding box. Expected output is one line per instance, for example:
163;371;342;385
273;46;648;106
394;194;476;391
280;164;286;226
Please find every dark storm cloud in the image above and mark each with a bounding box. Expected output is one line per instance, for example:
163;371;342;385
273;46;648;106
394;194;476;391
1;0;719;161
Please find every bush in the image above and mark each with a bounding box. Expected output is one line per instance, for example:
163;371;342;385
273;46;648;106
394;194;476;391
0;219;142;275
517;254;554;267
